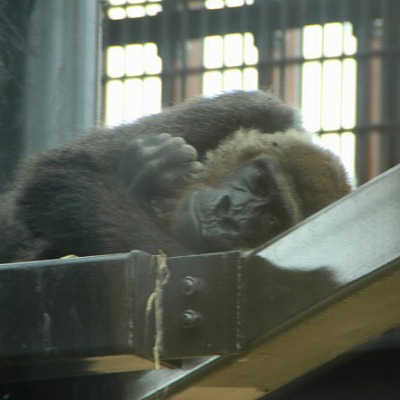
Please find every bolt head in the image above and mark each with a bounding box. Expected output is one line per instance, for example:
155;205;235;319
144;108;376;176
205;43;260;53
181;310;203;329
181;276;202;296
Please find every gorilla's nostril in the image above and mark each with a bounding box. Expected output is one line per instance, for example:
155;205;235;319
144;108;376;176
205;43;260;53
215;195;231;218
266;213;281;230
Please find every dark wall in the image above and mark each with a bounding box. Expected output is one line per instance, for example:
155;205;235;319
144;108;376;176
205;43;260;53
0;0;34;192
0;0;100;192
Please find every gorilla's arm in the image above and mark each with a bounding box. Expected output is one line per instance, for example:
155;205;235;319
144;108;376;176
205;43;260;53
3;135;194;261
123;90;301;157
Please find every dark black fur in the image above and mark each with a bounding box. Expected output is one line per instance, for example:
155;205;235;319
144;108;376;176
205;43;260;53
0;91;349;263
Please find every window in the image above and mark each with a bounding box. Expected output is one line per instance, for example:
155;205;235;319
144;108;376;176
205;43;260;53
302;22;357;182
103;0;400;181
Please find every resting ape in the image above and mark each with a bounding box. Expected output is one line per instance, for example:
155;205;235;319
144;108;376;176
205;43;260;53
0;91;351;262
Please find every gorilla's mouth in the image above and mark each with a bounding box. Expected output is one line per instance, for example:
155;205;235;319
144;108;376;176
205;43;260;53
189;192;248;252
189;192;234;251
176;191;236;252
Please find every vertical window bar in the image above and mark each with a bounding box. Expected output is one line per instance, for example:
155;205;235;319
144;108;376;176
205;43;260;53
278;0;287;99
318;0;327;138
179;0;189;102
382;0;400;168
239;0;249;80
198;1;209;95
220;1;229;91
183;1;202;99
298;0;307;90
160;2;173;106
338;0;356;182
284;2;301;107
371;0;390;177
355;0;373;182
256;0;272;89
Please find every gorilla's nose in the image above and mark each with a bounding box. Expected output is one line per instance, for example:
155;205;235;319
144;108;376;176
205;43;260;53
214;193;232;218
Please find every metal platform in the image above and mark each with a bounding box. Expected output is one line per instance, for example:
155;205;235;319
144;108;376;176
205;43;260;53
0;165;399;399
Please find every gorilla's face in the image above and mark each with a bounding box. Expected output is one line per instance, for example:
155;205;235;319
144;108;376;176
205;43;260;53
174;157;303;252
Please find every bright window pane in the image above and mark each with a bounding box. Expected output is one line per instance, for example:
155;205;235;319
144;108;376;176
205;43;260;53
224;34;243;67
321;60;342;131
203;36;224;69
302;62;322;132
107;47;125;78
203;32;258;93
105;80;124;126
202;71;223;95
302;22;357;181
105;41;162;126
303;25;323;59
323;23;343;57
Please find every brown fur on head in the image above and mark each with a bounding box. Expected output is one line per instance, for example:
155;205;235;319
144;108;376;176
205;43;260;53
202;129;352;217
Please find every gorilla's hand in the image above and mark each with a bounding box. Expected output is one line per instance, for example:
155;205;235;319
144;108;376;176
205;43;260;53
118;132;203;199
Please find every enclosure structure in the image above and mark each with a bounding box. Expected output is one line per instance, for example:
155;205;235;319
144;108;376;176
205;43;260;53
0;0;399;399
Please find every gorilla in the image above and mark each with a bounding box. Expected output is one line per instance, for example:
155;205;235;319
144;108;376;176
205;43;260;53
0;91;351;263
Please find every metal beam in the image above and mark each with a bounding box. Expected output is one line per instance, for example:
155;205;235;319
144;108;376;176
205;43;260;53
0;251;160;381
121;164;400;399
0;165;399;398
